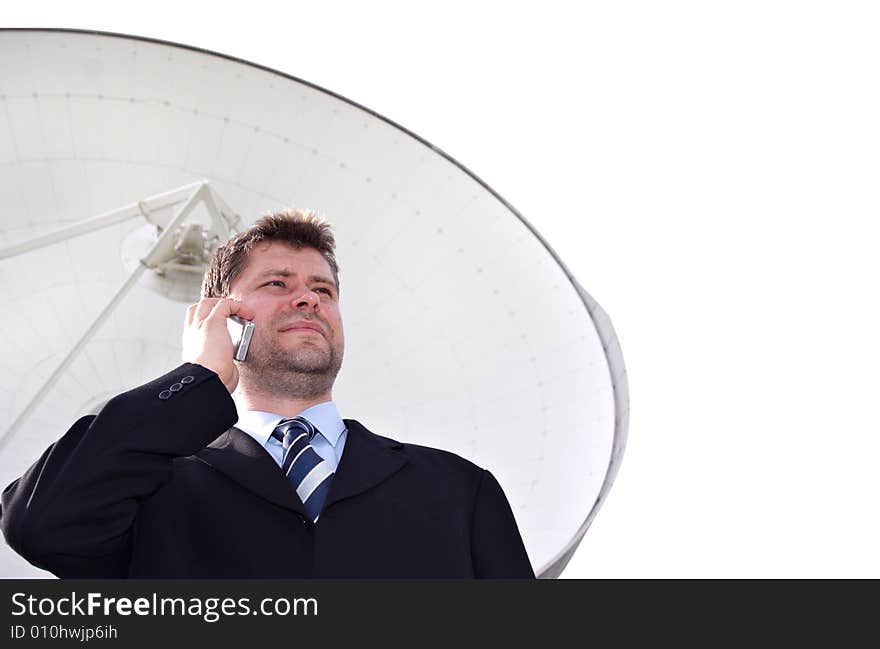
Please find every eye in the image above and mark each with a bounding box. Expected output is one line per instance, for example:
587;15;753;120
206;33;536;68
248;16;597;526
263;280;286;288
315;287;333;296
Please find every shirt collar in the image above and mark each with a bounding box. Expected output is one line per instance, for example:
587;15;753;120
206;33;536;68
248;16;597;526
234;401;346;447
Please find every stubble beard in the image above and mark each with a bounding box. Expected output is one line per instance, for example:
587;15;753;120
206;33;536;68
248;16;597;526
238;333;343;400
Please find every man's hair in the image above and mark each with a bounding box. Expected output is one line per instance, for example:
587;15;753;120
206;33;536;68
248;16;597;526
201;208;340;298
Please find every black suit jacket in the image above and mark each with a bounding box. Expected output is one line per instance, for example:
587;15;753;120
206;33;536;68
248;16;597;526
1;363;535;578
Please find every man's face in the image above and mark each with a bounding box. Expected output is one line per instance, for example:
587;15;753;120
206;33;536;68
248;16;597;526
228;241;344;387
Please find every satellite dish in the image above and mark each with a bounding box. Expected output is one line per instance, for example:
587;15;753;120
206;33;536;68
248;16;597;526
0;29;628;578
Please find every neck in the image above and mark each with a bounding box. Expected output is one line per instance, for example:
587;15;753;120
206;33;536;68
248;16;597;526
233;382;333;418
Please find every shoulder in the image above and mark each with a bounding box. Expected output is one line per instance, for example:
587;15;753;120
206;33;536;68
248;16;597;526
344;418;486;480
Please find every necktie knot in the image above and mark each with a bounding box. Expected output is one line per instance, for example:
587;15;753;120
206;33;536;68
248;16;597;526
272;416;317;446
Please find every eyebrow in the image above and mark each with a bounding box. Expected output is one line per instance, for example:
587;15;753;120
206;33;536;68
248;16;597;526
255;268;337;289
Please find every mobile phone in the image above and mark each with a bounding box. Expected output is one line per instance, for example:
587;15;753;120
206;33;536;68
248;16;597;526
227;315;255;362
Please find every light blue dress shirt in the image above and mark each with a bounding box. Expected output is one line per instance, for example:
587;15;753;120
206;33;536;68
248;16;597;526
234;401;348;472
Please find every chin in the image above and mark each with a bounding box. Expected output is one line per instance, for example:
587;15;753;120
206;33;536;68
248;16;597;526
287;351;333;370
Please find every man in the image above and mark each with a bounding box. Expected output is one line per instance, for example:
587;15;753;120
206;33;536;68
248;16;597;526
1;210;535;578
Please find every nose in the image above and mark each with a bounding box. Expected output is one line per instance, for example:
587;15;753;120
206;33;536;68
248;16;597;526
291;288;321;310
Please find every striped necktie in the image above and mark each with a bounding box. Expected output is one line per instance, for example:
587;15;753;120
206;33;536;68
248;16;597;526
271;416;334;523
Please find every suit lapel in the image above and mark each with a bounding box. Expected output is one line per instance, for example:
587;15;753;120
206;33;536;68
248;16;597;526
325;419;409;508
195;427;307;517
193;419;408;514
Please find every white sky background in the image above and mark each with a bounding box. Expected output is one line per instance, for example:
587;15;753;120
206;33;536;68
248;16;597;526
5;1;880;577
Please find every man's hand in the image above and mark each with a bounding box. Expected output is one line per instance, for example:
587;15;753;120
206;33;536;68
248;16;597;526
182;298;256;394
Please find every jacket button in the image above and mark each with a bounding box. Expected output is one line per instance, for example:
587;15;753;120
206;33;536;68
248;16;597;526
158;390;172;400
170;382;183;392
181;375;195;384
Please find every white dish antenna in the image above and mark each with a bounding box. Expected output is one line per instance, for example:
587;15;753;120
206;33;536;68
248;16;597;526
0;29;628;578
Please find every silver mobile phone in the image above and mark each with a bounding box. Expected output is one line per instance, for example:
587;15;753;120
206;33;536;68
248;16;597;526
227;315;255;362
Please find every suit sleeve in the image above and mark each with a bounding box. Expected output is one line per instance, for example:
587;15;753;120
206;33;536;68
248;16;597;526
0;363;237;578
470;469;536;578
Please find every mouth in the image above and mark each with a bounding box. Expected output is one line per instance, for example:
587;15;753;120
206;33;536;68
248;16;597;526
279;322;325;337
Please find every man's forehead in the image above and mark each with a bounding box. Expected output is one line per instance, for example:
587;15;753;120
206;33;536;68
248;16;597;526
244;241;330;274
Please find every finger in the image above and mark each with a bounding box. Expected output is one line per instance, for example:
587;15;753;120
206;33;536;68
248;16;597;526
185;303;198;327
193;298;221;325
206;297;244;324
227;300;256;322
